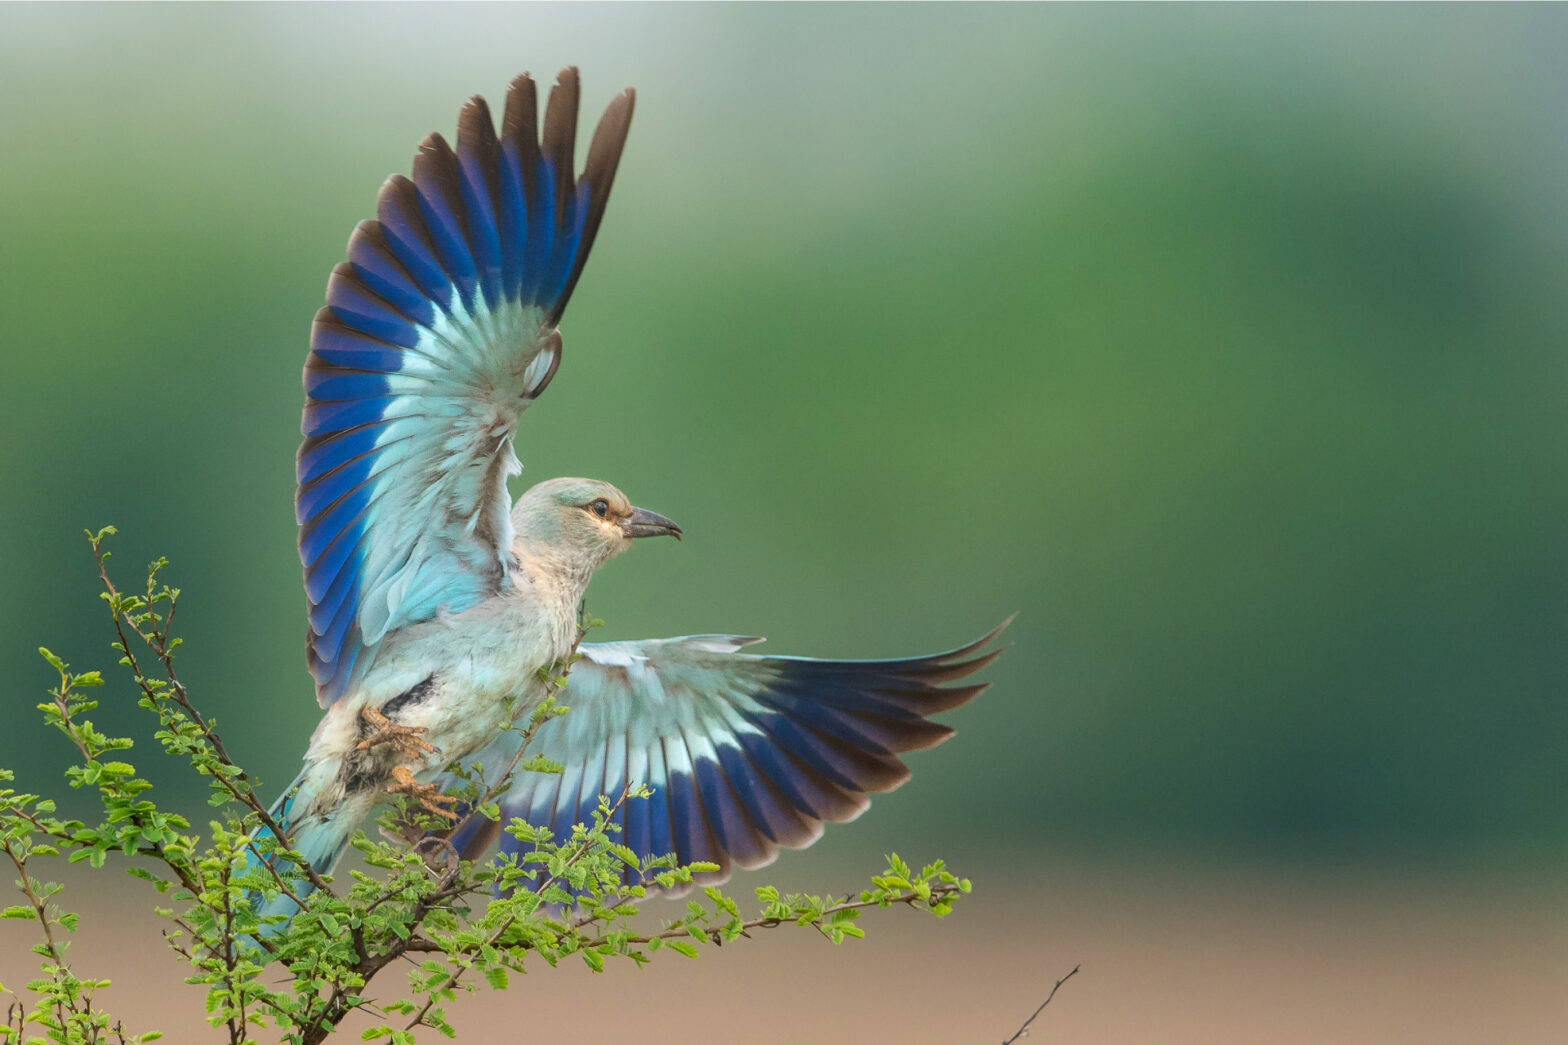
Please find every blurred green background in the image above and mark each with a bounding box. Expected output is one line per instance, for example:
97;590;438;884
2;0;1565;937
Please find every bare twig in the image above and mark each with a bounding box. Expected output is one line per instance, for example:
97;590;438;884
1001;965;1081;1044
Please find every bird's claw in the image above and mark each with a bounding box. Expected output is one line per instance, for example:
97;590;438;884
388;765;459;821
356;705;439;759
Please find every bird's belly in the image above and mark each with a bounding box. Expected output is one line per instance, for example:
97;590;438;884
390;671;546;775
308;601;571;799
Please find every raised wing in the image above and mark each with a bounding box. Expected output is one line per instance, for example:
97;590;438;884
452;622;1009;889
299;69;635;706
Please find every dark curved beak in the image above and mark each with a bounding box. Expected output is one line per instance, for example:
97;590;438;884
622;506;682;541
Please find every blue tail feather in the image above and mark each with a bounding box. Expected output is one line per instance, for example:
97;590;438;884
242;767;355;938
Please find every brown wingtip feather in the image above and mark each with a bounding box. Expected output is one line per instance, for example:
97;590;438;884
455;94;498;154
941;615;1017;662
541;69;581;230
501;73;540;163
896;647;1005;687
548;75;636;325
410;133;466;234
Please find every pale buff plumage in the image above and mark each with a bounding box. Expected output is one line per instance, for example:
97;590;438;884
263;477;678;885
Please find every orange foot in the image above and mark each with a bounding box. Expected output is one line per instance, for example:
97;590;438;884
388;765;459;822
356;705;438;758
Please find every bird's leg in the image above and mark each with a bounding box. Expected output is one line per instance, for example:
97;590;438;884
356;704;438;758
388;766;459;822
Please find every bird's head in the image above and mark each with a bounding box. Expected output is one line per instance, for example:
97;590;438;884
510;477;681;572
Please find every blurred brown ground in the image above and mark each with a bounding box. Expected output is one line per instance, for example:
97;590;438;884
5;856;1563;1044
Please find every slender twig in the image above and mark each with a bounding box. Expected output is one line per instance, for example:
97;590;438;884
3;843;92;1032
399;878;967;958
617;882;962;949
219;855;246;1045
400;783;635;1034
1000;965;1081;1044
91;538;330;908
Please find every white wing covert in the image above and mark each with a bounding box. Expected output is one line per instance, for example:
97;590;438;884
453;623;1009;889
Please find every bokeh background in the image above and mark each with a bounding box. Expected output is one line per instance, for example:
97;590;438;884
2;4;1565;1041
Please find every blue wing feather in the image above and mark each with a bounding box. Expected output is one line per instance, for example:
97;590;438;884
453;98;505;312
520;157;556;304
346;224;438;326
297;69;635;705
324;267;423;343
297;420;387;484
301;396;403;437
462;624;1007;893
733;725;861;823
375;177;455;304
306;320;409;373
495;147;529;295
641;742;675;866
303;370;392;404
411;157;479;308
712;739;812;845
691;752;771;870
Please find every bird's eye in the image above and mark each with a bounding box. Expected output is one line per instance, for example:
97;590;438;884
589;499;609;518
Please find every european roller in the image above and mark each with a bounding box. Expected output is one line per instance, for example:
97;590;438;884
257;69;1005;923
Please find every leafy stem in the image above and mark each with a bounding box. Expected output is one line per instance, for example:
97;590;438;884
0;530;987;1044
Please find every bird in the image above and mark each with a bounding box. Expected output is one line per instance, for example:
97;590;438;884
252;68;1006;927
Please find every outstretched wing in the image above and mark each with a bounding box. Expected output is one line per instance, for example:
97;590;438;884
453;622;1009;888
298;69;635;706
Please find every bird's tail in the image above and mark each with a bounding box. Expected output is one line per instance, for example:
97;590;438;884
243;764;356;936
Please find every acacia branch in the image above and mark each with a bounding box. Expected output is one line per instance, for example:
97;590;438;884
398;878;966;960
3;843;91;1033
399;782;635;1034
621;882;963;948
90;535;332;903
